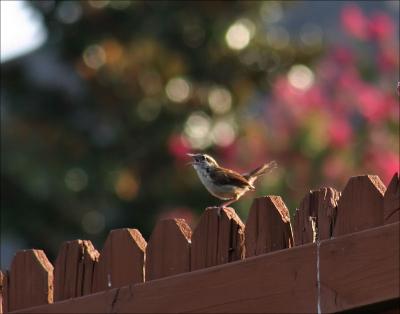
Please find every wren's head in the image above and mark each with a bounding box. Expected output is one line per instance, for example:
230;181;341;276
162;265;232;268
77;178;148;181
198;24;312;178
187;153;218;171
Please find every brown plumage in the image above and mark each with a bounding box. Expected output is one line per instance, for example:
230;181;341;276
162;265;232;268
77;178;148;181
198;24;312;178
209;167;254;189
188;153;277;207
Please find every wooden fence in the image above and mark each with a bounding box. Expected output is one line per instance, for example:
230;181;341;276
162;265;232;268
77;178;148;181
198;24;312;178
1;173;399;313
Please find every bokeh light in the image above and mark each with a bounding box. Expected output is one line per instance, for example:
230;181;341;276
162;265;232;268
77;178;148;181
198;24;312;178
88;0;109;9
83;45;106;70
225;19;255;50
65;168;89;192
260;1;283;24
208;86;232;115
211;120;237;147
287;64;315;91
1;1;398;270
81;210;106;235
184;111;212;149
56;1;82;24
114;170;139;201
165;77;191;103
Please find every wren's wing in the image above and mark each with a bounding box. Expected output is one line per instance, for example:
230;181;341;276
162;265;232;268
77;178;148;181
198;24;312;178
210;167;254;189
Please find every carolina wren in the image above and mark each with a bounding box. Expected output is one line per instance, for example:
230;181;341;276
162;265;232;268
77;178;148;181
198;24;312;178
188;153;277;207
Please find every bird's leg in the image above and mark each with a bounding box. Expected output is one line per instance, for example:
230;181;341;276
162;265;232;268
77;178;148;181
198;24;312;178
219;195;240;215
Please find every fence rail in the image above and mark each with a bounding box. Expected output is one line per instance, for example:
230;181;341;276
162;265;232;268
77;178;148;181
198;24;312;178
1;173;399;313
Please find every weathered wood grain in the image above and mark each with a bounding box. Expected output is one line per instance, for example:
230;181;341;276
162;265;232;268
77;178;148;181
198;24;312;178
191;207;244;271
245;196;293;257
54;240;99;301
293;191;316;245
11;223;398;314
146;218;191;281
92;228;146;292
76;240;100;296
315;187;340;240
384;173;400;224
320;222;399;312
8;250;53;312
333;175;386;236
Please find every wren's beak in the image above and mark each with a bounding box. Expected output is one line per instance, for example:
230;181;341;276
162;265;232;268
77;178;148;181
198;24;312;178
186;153;199;165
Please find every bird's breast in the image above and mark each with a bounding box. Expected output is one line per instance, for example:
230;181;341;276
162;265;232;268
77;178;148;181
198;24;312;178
194;167;248;200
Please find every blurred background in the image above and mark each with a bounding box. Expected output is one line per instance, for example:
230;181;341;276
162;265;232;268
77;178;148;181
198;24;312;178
1;0;399;269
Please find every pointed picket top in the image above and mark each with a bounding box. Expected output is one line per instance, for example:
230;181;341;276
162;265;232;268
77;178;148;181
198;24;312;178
92;228;146;293
314;187;340;240
245;196;293;257
146;218;192;281
191;207;245;271
293;191;316;246
9;249;53;312
54;239;99;301
333;175;386;237
384;173;400;224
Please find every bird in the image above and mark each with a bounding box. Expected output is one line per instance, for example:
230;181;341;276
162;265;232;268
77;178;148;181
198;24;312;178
188;153;277;208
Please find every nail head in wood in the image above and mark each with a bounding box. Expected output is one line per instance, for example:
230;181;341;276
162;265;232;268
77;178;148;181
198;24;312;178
92;228;146;292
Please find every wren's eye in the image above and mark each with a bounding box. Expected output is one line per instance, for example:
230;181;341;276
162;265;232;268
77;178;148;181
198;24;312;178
195;156;204;162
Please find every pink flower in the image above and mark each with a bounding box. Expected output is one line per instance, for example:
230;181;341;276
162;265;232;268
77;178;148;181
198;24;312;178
328;117;352;147
322;155;347;181
307;86;327;109
377;49;398;73
272;76;327;112
341;4;369;40
331;47;354;65
337;68;362;92
366;151;400;185
317;60;338;81
368;12;394;41
356;84;390;122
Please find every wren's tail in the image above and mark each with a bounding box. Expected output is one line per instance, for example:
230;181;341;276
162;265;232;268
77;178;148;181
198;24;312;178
243;160;278;186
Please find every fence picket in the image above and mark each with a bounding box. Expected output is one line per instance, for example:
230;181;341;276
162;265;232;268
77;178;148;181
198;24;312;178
315;187;340;240
293;192;315;245
9;250;53;312
245;196;293;257
77;240;99;296
92;228;146;292
54;240;99;301
384;172;400;224
0;270;8;314
146;219;192;281
191;207;244;271
2;172;398;313
333;175;386;236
